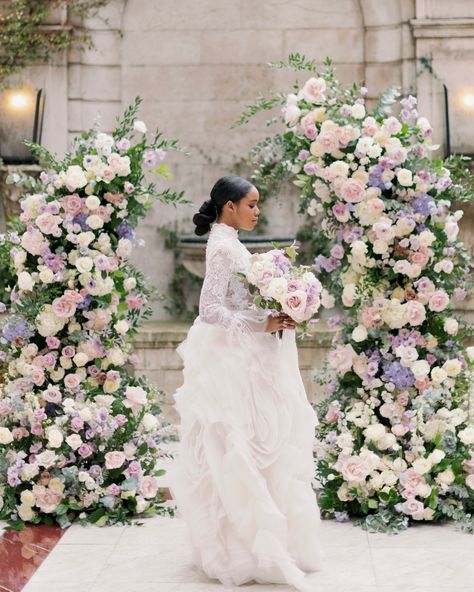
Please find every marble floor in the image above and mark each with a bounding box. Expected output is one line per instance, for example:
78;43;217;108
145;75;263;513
1;455;473;592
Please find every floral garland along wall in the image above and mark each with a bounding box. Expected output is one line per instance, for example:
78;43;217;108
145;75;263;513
0;97;189;529
239;55;474;533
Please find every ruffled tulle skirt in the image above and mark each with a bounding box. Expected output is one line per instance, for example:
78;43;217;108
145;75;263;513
169;318;324;591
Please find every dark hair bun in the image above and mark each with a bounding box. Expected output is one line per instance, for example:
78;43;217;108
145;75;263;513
193;199;217;236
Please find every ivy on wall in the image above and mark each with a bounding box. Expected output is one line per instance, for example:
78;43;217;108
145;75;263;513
0;0;112;84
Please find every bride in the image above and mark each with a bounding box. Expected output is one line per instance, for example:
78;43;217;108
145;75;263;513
170;176;324;591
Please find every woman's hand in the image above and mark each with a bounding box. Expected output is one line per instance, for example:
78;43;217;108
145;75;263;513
265;312;296;333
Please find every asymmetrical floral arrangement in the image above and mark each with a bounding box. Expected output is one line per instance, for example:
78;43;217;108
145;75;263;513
239;55;474;533
244;244;323;332
0;98;188;529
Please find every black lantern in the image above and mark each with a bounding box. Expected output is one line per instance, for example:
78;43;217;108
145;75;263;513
0;84;45;164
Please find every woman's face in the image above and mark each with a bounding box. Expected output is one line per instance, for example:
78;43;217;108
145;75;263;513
233;186;260;231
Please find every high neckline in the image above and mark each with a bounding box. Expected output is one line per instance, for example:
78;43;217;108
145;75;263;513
211;222;239;237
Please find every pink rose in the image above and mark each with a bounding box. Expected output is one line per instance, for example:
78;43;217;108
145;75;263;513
126;295;144;309
41;353;57;369
428;290;449;312
301;77;326;103
281;290;308;323
31;368;45;386
328;344;356;374
139;475;159;499
46;336;60;349
104;192;125;205
62;194;84;216
409;249;429;266
62;345;76;358
335;126;353;147
466;474;474;490
332;202;350;223
340;178;366;203
124;386;147;413
398;497;424;519
361;306;383;328
339;455;370;483
21;228;48;255
78;443;93;458
325;404;340;424
52;296;76;318
106;483;121;496
97;205;112;222
63;290;84;304
399;468;425;490
64;373;81;389
33;485;64;514
105;451;126;470
43;386;62;404
415;277;434;294
405;301;426;326
316;130;339;154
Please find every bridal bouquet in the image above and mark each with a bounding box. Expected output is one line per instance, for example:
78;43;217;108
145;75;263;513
244;244;322;331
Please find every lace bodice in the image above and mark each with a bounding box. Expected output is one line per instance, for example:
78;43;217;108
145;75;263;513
199;223;270;340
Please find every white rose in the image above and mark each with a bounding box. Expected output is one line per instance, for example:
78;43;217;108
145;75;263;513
418;230;436;247
436;468;455;486
46;426;64;448
397;168;413;187
265;277;288;300
444;219;459;242
115;320;129;334
351;103;366;119
39;268;54;283
321;289;335;309
108;348;126;366
364;423;386;442
75;256;93;273
459;427;474;445
428;449;446;464
66;434;83;451
284;104;301;126
431;367;447;384
443;318;459;335
395;345;419;367
73;352;89;367
0;427;13;445
142;413;158;431
442;359;462;377
18;271;35;291
342;283;357;307
411;360;430;378
466;346;474;361
18;504;36;521
123;277;137;291
351;325;367;342
65;165;87;190
85;195;101;210
412;457;432;475
86;215;104;230
117;238;133;259
133;120;147;133
77;232;95;248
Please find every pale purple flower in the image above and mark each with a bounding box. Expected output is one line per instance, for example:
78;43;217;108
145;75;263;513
116;138;131;152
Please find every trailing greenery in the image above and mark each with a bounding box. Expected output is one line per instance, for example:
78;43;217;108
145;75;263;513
0;0;112;85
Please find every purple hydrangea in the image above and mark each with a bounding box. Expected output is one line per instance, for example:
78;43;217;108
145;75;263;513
412;193;434;217
72;213;91;231
116;220;135;240
382;360;416;388
2;316;35;342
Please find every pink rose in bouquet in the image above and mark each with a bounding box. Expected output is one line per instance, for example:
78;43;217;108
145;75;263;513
244;244;323;332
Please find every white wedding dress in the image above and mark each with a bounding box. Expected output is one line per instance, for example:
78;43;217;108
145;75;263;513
170;222;324;591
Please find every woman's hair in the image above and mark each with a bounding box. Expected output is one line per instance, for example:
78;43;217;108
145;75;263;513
193;175;254;236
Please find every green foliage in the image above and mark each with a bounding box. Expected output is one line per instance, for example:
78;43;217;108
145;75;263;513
0;0;113;85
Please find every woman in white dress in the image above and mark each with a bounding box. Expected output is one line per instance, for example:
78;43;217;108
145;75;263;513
170;176;323;591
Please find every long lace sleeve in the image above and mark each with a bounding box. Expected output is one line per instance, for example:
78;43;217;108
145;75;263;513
199;246;270;339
